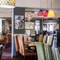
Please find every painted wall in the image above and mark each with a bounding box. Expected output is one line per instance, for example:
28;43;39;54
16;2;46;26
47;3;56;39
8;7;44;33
25;12;60;18
0;12;12;18
0;11;60;18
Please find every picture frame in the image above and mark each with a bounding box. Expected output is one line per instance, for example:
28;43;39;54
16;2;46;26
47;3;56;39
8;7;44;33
25;22;34;29
15;15;24;29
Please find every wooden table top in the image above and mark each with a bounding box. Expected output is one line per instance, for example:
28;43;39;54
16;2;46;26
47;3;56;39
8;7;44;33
25;40;35;47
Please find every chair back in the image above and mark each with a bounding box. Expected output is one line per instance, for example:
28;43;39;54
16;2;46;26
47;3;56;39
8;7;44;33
0;45;3;60
47;35;53;46
35;42;45;60
18;36;25;56
39;35;43;42
44;43;53;60
14;35;19;52
51;47;60;60
35;35;39;41
6;33;11;44
43;35;47;44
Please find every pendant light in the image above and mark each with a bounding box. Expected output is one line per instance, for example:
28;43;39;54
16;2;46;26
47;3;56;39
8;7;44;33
48;0;55;17
0;0;15;8
44;10;48;17
38;0;44;16
38;9;44;16
44;0;49;17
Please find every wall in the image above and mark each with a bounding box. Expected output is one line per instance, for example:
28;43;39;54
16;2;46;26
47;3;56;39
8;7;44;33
55;12;60;18
25;12;60;18
0;12;12;18
0;11;60;18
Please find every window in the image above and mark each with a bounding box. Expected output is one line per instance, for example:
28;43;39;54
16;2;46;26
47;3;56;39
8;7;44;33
0;19;2;35
35;20;40;35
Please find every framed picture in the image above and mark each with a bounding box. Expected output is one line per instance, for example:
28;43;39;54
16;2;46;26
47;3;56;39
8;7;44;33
25;22;34;29
25;30;30;35
15;15;24;29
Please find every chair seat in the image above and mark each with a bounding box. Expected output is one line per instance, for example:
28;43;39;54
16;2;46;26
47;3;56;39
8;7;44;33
25;49;37;56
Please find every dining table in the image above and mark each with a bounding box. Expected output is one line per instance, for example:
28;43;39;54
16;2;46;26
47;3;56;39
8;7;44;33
25;40;36;47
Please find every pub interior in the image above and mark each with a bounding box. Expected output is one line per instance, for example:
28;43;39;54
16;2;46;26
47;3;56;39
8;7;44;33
0;2;60;60
13;8;60;60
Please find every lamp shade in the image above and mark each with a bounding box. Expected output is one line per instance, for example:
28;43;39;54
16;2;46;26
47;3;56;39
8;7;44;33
0;0;15;8
48;9;55;17
44;10;48;17
38;9;44;16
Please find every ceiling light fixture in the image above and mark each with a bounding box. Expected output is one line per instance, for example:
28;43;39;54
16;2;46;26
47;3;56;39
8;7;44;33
48;9;55;17
0;0;15;8
38;0;44;16
44;0;48;17
38;9;44;16
44;10;49;17
48;0;55;17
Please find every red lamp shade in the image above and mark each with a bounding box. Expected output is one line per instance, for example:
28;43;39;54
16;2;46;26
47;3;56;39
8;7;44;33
38;9;44;16
44;10;48;17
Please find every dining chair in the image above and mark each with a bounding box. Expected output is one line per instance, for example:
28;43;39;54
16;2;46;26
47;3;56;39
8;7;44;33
35;35;39;41
35;42;45;60
43;35;47;44
14;35;19;52
6;33;11;44
18;36;37;60
0;45;3;60
14;35;20;58
44;43;53;60
47;35;53;46
39;35;43;42
51;47;60;60
6;33;11;48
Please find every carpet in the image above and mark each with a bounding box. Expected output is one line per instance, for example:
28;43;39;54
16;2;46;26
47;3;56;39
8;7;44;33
2;48;17;60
